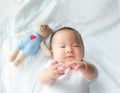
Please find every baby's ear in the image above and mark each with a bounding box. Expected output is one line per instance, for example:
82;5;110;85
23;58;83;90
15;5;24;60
50;50;53;57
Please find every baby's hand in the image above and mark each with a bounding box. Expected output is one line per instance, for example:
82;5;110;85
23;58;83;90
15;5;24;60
65;60;86;72
48;60;66;80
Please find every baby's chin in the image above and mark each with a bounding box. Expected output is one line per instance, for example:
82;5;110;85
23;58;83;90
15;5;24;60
59;58;80;64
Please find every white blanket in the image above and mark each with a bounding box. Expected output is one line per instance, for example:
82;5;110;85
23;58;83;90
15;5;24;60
0;0;120;93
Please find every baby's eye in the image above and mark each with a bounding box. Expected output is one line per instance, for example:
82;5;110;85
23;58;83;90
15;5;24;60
59;46;65;48
73;45;81;47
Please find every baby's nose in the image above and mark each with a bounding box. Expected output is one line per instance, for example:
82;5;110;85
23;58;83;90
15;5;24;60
66;47;73;53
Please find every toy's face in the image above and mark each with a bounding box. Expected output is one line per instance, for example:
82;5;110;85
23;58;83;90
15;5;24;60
37;24;51;37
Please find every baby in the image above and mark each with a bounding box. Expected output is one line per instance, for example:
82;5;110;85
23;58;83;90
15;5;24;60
38;27;98;93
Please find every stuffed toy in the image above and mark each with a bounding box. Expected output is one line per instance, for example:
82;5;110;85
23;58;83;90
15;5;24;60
9;24;52;67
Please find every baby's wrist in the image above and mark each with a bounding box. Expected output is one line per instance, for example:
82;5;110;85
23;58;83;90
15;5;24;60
49;75;56;81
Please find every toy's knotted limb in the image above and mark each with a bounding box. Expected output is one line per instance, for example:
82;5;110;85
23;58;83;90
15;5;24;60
40;38;51;57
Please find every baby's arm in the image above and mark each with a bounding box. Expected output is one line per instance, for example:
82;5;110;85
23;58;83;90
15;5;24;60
38;68;55;84
38;61;65;84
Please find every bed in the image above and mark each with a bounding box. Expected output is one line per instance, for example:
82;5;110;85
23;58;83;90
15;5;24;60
0;0;120;93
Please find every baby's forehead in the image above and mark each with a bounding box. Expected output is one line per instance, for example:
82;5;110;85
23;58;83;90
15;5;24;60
53;29;81;42
54;29;78;36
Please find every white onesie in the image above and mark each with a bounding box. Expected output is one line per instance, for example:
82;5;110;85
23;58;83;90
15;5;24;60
40;61;90;93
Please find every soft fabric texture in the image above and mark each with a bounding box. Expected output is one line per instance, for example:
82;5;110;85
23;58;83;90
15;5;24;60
0;0;120;93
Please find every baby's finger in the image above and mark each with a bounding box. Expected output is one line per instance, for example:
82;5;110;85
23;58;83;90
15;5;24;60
75;62;86;72
50;60;59;69
65;62;77;68
79;62;86;71
52;63;64;70
74;62;82;72
51;60;59;66
53;70;65;77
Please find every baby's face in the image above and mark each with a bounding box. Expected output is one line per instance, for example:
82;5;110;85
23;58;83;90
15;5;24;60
51;29;84;63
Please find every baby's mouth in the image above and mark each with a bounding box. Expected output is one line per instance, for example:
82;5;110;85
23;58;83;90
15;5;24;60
65;56;74;61
66;56;74;58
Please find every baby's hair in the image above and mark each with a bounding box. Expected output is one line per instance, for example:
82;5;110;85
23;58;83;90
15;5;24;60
50;27;84;56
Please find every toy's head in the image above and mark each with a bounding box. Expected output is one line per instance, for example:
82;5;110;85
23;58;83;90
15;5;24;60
36;24;52;37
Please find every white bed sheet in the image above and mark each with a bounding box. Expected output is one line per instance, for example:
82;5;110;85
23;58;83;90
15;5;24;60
0;0;120;93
